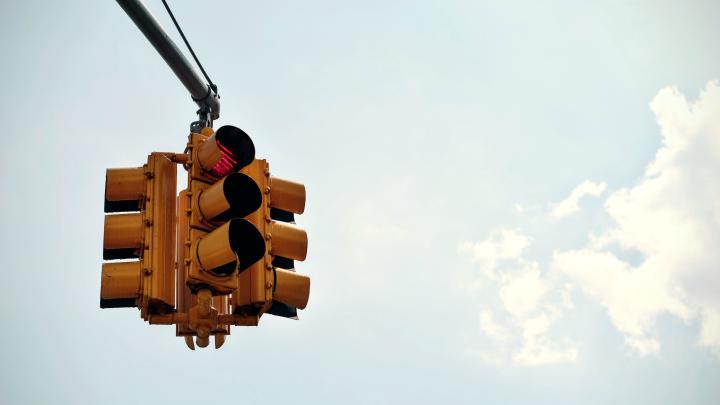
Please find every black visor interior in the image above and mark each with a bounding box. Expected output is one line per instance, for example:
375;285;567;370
215;125;256;169
210;173;262;222
228;218;266;272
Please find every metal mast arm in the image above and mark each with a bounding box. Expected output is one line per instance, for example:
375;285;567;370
117;0;220;127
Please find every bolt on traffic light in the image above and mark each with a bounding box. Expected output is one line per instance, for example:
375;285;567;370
101;153;177;318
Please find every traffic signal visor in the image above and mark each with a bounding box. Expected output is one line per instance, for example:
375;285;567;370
193;219;265;276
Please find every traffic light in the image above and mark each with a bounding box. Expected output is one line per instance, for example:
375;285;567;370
111;0;312;349
183;126;265;295
177;189;232;350
233;159;310;318
267;208;305;319
99;126;311;349
101;153;177;318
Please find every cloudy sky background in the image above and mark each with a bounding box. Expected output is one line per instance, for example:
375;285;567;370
1;0;719;403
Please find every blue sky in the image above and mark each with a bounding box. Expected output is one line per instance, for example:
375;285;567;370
1;0;719;403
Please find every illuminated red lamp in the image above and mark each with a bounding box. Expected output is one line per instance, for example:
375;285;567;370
197;125;255;177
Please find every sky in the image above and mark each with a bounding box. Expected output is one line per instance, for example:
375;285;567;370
0;0;719;403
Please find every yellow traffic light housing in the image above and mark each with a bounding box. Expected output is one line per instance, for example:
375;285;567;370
233;159;310;318
99;125;310;349
101;153;177;318
176;189;233;350
184;126;265;295
109;0;313;349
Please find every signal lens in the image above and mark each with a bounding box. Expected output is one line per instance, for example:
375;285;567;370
197;125;255;177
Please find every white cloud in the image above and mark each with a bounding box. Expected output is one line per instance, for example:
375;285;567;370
551;180;607;219
499;263;548;317
699;309;720;356
459;229;576;366
552;249;689;355
513;312;578;366
624;337;661;357
560;283;574;310
555;80;720;356
479;310;511;343
461;80;720;363
458;229;530;277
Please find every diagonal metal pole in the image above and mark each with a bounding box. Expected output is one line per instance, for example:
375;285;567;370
116;0;220;127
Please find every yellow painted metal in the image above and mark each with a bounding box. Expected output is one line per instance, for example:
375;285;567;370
196;335;210;348
274;268;310;309
195;222;236;272
157;152;190;165
233;159;272;312
177;188;231;345
101;153;177;318
186;131;216;232
197;176;231;221
220;314;259;326
215;333;226;349
101;261;141;300
100;125;310;347
184;335;195;350
269;221;308;261
269;176;306;214
103;213;143;250
105;167;145;203
140;153;177;316
233;159;311;317
176;189;194;336
187;229;237;293
187;288;222;349
196;131;224;174
185;130;237;295
212;295;230;315
211;294;231;339
234;259;271;314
